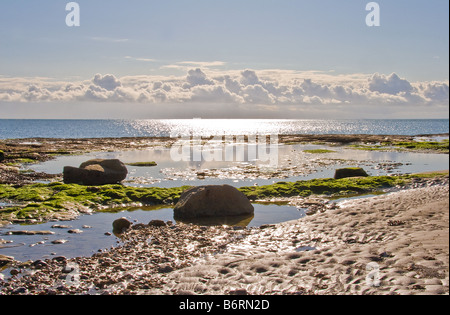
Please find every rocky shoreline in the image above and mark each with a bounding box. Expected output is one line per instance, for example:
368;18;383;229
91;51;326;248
0;134;449;295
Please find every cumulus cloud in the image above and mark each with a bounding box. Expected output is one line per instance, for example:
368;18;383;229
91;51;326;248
92;74;122;91
369;73;413;95
0;70;448;117
185;68;214;87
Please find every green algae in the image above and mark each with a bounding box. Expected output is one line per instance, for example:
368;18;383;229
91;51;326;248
350;139;449;153
391;140;449;152
0;183;190;223
0;171;447;223
303;149;336;154
238;172;449;200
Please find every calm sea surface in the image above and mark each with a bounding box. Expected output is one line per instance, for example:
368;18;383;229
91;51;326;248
0;119;448;139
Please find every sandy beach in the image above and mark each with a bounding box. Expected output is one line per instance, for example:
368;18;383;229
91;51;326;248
152;184;449;295
1;181;448;295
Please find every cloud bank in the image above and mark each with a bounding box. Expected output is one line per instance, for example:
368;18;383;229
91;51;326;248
0;69;448;118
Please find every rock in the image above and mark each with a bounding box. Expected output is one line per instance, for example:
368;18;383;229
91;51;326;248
158;264;174;273
0;254;14;267
51;239;68;244
51;224;72;229
32;260;48;269
334;167;369;179
7;230;55;236
174;185;254;219
113;217;132;233
229;289;248;296
148;220;166;227
63;159;128;185
52;256;67;263
67;229;83;234
0;150;5;162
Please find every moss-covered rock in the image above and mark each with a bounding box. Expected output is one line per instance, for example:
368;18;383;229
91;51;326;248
334;167;369;179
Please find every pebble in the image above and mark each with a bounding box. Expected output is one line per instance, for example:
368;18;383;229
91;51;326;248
32;260;48;269
51;239;68;244
68;229;83;234
148;220;166;227
51;224;72;229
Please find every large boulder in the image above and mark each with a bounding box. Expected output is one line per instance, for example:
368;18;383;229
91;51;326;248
0;150;5;162
174;185;254;219
334;167;369;179
63;159;128;185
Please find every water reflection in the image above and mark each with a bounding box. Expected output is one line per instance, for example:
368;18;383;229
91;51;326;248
176;214;254;228
0;203;301;262
27;143;449;189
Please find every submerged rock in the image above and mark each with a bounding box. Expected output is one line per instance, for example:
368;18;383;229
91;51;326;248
334;167;369;179
63;159;128;185
174;185;254;219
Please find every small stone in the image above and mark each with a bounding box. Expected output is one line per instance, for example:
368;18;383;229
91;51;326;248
12;287;27;294
148;220;166;227
52;256;67;263
8;230;55;236
158;264;174;273
68;229;83;234
62;265;74;274
51;239;68;244
113;217;132;233
229;289;248;295
32;260;48;269
51;224;72;229
0;254;14;267
132;223;147;230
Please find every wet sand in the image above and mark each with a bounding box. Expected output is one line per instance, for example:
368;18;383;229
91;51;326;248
154;184;449;295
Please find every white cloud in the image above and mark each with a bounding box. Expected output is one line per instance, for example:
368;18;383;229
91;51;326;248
0;69;448;117
185;68;214;87
92;74;122;91
368;73;413;95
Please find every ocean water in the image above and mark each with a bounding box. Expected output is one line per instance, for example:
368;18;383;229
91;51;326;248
0;119;448;139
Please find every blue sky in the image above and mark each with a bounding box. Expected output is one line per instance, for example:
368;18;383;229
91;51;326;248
0;1;448;118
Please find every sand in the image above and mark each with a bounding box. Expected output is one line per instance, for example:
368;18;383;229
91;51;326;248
151;185;449;295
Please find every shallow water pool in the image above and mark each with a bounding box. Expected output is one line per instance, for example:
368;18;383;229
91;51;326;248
0;203;302;263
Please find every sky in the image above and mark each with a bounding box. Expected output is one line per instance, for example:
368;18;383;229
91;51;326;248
0;0;448;119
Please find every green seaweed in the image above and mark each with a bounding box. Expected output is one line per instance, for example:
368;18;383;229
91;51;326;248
0;171;447;223
0;183;190;223
350;140;449;153
238;172;448;200
303;149;336;154
391;140;449;152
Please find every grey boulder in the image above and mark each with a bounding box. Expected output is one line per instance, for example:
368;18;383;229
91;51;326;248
174;185;254;219
63;159;128;185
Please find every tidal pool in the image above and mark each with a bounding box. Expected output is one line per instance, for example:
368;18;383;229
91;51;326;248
0;203;302;263
26;143;449;188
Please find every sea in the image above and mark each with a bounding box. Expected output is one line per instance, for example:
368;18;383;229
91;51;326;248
0;119;449;139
